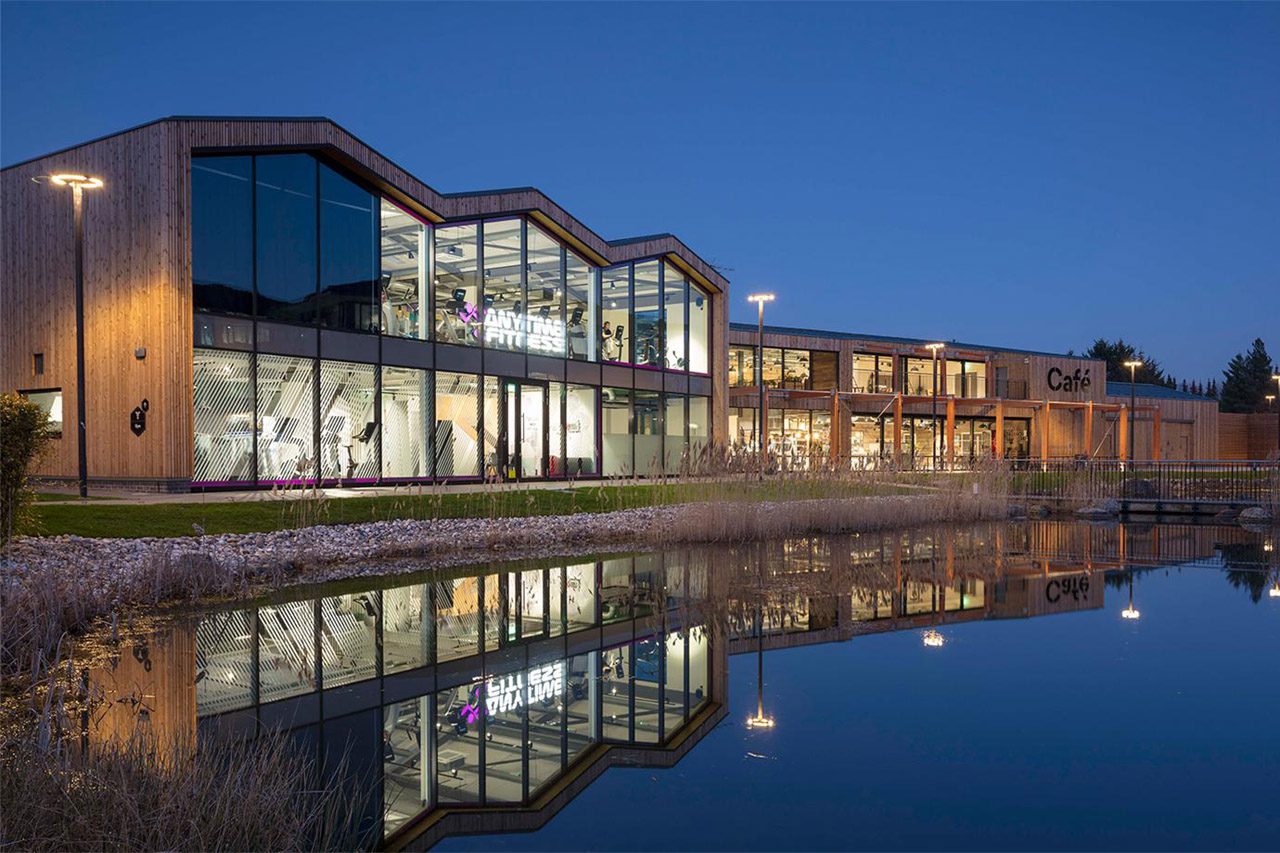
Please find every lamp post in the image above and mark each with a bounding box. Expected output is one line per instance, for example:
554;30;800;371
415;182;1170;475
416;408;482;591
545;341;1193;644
926;342;945;470
36;173;104;498
747;294;775;480
1272;372;1280;453
1124;360;1143;465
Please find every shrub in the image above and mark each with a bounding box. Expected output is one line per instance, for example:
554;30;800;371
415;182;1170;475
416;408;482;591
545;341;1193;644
1;392;52;543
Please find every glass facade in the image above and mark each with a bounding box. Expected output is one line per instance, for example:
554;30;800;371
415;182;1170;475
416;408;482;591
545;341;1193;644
730;345;836;390
191;151;718;487
193;556;714;843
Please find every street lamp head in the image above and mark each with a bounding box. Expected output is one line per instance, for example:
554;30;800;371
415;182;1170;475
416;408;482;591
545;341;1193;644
925;342;945;352
39;173;104;190
746;293;775;304
1121;607;1141;619
1123;360;1143;370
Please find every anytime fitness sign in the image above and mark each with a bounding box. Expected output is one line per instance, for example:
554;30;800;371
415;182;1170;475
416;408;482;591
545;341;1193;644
482;307;566;356
484;661;565;717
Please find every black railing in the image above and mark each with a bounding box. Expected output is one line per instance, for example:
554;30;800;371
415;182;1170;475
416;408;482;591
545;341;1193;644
1017;459;1280;506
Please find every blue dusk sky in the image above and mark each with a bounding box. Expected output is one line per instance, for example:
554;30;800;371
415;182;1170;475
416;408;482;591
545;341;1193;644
3;2;1276;382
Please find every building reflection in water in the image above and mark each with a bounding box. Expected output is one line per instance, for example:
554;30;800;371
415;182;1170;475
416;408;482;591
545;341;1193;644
84;519;1274;850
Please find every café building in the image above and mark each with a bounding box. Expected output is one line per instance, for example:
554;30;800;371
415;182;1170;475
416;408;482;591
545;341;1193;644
727;323;1220;467
1;117;728;491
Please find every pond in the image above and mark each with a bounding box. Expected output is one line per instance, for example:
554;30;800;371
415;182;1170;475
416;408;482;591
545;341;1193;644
87;520;1279;851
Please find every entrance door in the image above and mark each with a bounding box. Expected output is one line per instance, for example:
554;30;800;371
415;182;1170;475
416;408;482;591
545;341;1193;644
501;380;547;481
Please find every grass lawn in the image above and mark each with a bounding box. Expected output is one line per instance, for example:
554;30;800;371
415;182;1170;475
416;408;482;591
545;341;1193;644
30;479;908;539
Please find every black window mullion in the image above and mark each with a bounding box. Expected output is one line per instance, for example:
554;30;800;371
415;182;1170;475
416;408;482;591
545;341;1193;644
626;263;635;364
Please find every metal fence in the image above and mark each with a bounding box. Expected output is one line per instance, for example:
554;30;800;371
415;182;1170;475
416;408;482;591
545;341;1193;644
1016;459;1280;507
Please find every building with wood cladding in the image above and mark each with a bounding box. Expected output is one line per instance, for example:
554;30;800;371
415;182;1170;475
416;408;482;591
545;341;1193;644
726;323;1221;467
1;117;728;491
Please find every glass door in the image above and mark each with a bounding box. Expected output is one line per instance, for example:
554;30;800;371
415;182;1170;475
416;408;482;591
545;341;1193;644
520;384;546;479
501;380;547;481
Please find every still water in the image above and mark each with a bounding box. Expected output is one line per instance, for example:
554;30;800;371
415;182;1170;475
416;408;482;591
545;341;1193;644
91;521;1279;851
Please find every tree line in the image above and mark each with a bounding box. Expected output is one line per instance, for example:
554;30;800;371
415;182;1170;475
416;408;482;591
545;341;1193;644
1068;337;1275;413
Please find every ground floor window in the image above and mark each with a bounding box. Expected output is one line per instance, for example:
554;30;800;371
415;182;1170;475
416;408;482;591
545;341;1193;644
765;408;831;469
192;347;706;486
19;388;63;438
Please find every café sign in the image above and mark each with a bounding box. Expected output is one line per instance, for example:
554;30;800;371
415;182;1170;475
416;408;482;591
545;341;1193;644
1046;365;1091;394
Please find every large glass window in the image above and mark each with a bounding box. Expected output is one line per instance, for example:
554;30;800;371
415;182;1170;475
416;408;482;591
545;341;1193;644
192;156;253;315
480;219;523;351
380;200;428;340
526;223;566;358
850;414;893;460
601;643;633;741
602;388;631;476
601;265;630;363
688;284;710;374
729;345;756;387
256;354;316;482
662;263;688;370
760;347;783;388
565;252;595;361
945;359;988;398
633;261;662;367
382;367;429;479
434;224;480;346
783;349;811;390
664;394;686;474
730;406;757;450
255;154;318;325
193;349;254;483
319;360;377;481
689;396;710;459
633;634;662;743
318;164;378;333
434;372;480;478
662;631;687;736
634;390;662;476
902;357;937;396
852;353;894;394
565;384;597;476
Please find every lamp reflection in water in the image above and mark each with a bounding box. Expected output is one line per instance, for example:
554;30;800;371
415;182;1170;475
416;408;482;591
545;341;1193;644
746;549;775;729
921;629;946;648
1121;571;1141;620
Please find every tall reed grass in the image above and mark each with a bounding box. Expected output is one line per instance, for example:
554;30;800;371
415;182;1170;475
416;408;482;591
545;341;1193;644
1;656;367;851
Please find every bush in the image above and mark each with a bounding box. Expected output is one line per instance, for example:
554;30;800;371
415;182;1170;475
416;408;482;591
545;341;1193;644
1;392;52;543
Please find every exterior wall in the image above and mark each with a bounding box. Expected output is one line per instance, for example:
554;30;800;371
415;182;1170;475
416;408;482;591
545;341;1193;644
1219;412;1280;460
1;122;192;487
2;118;730;488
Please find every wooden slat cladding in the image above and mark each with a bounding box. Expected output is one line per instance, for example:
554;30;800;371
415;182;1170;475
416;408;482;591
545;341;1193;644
2;121;191;482
1218;412;1278;460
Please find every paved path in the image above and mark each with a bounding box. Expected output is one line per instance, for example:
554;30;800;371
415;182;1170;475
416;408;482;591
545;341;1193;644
36;479;589;506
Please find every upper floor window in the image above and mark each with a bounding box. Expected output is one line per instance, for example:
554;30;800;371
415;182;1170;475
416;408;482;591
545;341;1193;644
945;359;987;398
192;156;253;316
852;353;893;394
379;199;428;340
901;357;937;396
